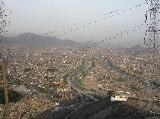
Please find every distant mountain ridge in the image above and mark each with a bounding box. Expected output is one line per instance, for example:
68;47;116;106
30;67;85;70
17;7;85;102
115;45;159;54
5;33;83;50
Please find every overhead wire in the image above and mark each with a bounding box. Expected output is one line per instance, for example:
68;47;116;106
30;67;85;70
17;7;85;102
42;1;146;38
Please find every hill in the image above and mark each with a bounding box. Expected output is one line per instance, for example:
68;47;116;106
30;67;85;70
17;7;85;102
5;33;83;51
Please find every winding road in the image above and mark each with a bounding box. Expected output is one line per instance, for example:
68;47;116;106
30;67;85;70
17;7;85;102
65;60;98;101
104;57;153;93
35;58;160;119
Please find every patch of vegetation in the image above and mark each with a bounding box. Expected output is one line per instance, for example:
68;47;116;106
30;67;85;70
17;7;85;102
0;66;2;80
23;68;32;72
49;87;57;94
38;87;48;94
66;61;72;64
9;78;22;85
45;74;57;80
46;67;58;73
77;79;84;85
81;70;88;77
0;87;23;104
129;84;139;91
150;80;160;88
133;70;143;75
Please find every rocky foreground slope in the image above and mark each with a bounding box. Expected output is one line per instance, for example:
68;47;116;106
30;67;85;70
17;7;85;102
34;96;160;119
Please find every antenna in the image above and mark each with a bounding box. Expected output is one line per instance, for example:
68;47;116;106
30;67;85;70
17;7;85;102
144;0;160;51
144;0;160;112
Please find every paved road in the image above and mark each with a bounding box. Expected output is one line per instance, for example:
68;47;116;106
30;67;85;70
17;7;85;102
104;57;153;93
65;60;98;101
34;58;160;119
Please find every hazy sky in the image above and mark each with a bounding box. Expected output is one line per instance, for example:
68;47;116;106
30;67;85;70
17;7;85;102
5;0;148;43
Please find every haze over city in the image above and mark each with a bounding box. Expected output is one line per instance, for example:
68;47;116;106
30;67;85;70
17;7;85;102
0;0;160;119
6;0;147;44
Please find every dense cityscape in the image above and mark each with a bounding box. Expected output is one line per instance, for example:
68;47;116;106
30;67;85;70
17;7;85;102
0;45;160;118
0;0;160;119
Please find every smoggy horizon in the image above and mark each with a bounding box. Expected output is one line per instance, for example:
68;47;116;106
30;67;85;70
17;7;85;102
5;0;148;45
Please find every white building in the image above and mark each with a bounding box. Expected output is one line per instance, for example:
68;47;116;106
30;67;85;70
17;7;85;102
111;95;128;102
